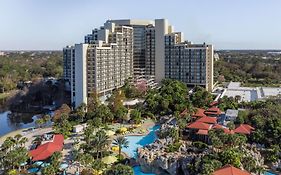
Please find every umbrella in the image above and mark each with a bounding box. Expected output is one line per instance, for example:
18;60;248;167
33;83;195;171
106;130;115;136
28;168;39;173
111;146;119;151
60;163;69;170
101;155;117;165
119;127;127;133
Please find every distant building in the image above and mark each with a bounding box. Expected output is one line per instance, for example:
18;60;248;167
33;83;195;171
221;82;281;102
214;53;220;61
0;51;5;56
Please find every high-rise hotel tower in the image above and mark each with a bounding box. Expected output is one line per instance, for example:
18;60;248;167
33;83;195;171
63;19;214;108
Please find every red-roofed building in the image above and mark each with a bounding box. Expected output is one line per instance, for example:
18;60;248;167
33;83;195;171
187;121;212;142
213;165;251;175
223;128;235;135
192;108;207;118
197;129;208;135
212;124;224;129
234;124;255;135
197;116;217;124
205;107;222;117
29;134;64;161
187;121;212;130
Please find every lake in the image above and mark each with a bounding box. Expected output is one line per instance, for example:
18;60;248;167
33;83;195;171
0;111;38;137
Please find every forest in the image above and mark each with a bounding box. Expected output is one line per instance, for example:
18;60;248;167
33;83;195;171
0;51;62;93
215;50;281;87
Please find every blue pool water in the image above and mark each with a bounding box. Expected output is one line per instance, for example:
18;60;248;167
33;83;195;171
133;166;156;175
123;125;159;175
264;172;277;175
28;168;40;173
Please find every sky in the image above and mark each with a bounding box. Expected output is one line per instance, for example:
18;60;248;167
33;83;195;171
0;0;281;50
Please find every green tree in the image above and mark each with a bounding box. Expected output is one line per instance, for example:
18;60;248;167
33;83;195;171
87;90;100;112
115;106;128;123
104;164;133;175
113;136;129;160
53;114;72;138
219;148;242;168
35;118;45;128
92;130;110;159
95;104;114;123
76;103;87;122
130;109;142;124
190;86;213;108
41;165;56;175
51;151;62;171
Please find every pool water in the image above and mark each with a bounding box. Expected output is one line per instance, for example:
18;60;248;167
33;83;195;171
133;166;156;175
123;125;160;158
264;172;277;175
123;125;159;175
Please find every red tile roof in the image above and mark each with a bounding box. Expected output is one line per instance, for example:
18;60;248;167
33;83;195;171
197;129;209;135
187;121;212;130
193;108;207;118
212;124;224;129
223;128;235;135
213;165;251;175
234;124;255;135
210;101;219;107
29;134;64;161
197;116;217;124
205;107;222;115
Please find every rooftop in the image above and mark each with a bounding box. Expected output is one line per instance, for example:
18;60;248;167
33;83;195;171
197;116;217;124
29;134;64;161
234;124;255;135
187;121;212;130
213;165;251;175
222;82;281;102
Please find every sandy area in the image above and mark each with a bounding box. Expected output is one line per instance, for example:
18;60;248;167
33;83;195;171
0;127;53;148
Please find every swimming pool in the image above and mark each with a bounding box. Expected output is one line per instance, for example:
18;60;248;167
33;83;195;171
264;172;278;175
123;125;159;175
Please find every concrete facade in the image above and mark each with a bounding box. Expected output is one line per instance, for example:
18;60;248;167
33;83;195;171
64;19;214;108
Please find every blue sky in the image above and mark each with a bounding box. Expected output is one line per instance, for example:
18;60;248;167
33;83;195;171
0;0;281;50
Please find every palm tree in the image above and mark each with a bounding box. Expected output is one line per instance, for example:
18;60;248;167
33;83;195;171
14;134;22;148
113;136;129;160
92;130;110;159
2;137;15;151
76;103;87;122
32;136;43;147
41;165;56;175
51;152;62;171
35;118;45;129
19;136;28;147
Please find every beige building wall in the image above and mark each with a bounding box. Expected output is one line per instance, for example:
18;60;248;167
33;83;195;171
155;19;169;83
206;45;214;91
74;43;88;108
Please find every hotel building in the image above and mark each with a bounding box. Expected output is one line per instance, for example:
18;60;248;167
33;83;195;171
63;19;214;108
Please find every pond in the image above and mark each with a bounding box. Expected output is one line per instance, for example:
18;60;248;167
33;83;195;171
0;111;38;137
